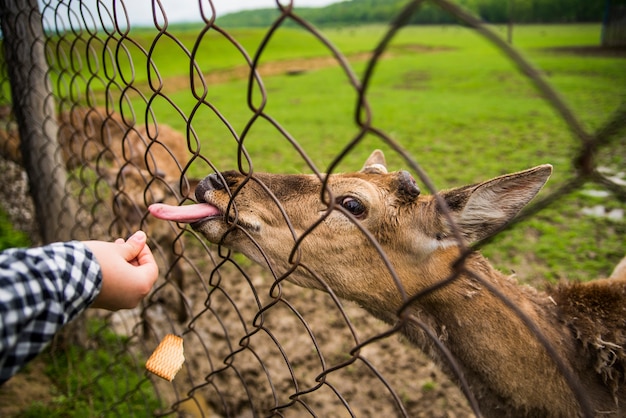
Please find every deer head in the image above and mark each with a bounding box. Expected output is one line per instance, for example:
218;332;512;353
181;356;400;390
150;150;552;312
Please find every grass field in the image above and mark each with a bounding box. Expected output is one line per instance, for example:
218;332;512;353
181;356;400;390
45;22;626;281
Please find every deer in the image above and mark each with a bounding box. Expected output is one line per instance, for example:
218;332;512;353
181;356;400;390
149;150;626;417
1;105;189;176
57;106;189;177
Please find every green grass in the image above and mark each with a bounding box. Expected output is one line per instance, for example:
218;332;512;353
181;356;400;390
84;22;624;282
12;23;626;279
208;25;623;280
18;24;626;268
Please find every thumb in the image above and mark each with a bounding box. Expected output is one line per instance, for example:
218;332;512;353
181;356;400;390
120;230;147;261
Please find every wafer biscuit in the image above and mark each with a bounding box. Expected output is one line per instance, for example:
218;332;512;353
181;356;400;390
146;334;185;381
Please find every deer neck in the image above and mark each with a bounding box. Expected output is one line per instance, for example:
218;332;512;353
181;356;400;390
395;248;559;352
364;247;580;417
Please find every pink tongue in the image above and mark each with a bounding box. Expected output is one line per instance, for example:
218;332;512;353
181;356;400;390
149;203;221;223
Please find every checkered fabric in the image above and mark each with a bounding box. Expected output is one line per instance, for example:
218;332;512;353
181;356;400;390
0;241;102;384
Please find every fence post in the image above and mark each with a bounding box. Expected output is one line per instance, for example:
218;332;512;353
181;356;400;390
0;0;77;243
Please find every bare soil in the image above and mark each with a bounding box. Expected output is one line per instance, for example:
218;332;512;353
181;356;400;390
132;45;453;94
145;257;475;417
543;45;626;58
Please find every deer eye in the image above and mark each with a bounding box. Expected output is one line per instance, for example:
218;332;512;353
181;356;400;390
338;196;366;218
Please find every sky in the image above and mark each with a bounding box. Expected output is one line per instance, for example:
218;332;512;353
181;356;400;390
150;0;343;21
53;0;345;28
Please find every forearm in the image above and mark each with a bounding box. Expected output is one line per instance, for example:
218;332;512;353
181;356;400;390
0;241;102;384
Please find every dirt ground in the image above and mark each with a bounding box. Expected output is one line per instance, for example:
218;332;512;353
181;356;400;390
146;258;475;418
545;45;626;58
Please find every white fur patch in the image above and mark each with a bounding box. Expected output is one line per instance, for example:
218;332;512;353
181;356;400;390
416;235;458;256
364;163;388;174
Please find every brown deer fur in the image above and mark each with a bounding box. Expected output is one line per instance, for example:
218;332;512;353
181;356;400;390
150;150;626;417
1;106;188;177
58;107;189;177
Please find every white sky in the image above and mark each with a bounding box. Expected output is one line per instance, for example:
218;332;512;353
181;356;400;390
152;0;343;21
55;0;345;28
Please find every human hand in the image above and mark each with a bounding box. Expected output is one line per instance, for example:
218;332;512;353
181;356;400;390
85;230;159;310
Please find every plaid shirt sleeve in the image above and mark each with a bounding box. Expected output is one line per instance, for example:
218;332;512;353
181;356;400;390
0;241;102;384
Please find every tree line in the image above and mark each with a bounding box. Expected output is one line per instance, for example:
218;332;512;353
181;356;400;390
217;0;606;27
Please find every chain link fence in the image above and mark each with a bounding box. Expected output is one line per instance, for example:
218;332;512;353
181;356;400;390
0;0;625;416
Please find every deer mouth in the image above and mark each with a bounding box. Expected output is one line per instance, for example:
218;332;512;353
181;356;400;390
148;201;221;224
149;173;228;224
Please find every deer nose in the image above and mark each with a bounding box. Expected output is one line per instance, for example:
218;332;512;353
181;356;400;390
195;173;226;202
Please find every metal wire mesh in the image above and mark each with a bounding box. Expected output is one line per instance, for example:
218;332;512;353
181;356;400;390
0;0;625;417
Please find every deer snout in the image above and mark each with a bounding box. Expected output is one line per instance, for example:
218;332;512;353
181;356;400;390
195;173;226;202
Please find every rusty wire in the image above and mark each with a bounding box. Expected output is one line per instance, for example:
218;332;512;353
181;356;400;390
0;0;624;417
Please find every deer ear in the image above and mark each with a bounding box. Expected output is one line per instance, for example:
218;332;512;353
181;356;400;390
361;149;387;174
441;165;553;243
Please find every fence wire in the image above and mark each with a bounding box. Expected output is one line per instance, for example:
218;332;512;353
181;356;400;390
0;0;625;417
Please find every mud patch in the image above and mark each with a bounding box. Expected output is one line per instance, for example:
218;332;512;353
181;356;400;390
137;44;455;93
543;45;626;58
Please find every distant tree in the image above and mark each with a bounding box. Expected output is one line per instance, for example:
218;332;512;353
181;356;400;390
603;0;626;46
216;0;606;28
